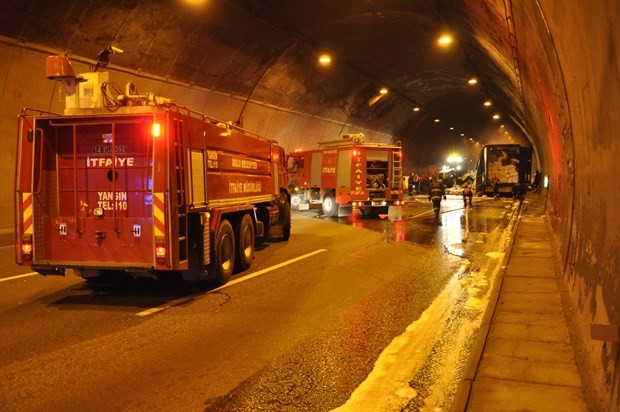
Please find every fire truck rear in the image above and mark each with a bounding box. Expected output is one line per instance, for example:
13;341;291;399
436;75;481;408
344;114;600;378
287;134;404;216
14;56;290;285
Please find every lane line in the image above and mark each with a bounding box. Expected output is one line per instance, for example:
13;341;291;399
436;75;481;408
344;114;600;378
0;272;38;283
136;248;327;317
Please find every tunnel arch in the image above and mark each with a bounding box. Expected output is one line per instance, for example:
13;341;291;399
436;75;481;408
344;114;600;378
0;0;618;407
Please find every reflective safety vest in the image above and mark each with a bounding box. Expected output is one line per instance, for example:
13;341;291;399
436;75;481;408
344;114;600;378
429;182;445;201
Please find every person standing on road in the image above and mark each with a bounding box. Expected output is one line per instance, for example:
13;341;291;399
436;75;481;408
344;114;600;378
413;173;421;195
491;175;500;199
428;174;446;224
532;169;541;192
463;184;473;208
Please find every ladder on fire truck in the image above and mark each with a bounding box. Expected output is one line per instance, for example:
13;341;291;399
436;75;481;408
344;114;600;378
391;150;402;189
172;106;188;264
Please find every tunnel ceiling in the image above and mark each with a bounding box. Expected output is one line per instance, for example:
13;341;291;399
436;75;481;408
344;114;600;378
1;0;526;164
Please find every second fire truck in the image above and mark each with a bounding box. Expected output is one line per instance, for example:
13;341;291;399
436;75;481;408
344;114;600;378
287;134;404;216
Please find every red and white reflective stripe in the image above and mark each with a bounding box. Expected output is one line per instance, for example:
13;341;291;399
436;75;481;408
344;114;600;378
153;193;165;237
22;193;33;235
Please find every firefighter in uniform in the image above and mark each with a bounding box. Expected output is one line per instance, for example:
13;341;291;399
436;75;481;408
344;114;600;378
463;184;473;208
428;175;446;224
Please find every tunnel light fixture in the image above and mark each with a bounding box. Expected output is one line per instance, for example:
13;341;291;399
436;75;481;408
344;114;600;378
449;127;454;130
379;87;389;95
483;100;492;107
500;124;505;128
468;78;478;85
318;54;332;66
493;114;500;120
413;107;420;112
434;118;440;123
437;34;453;47
182;0;208;6
447;154;463;163
460;133;465;136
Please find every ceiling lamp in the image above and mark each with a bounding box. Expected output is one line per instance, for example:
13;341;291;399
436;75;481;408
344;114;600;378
493;114;501;120
468;78;478;85
434;118;440;123
379;87;389;95
483;100;492;106
318;54;332;65
413;107;420;112
437;34;453;47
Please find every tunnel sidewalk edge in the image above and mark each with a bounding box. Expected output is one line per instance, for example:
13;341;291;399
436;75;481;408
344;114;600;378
449;196;524;412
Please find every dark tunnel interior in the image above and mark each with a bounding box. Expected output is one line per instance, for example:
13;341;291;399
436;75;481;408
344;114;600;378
0;0;618;408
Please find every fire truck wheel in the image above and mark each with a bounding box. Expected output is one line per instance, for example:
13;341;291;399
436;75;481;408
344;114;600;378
322;192;339;217
282;200;291;241
235;214;255;271
214;219;235;285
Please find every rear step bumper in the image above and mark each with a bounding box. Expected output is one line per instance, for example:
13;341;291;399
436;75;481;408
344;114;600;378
32;265;65;276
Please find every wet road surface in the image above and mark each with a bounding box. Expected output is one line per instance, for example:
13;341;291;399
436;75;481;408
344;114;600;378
0;196;520;411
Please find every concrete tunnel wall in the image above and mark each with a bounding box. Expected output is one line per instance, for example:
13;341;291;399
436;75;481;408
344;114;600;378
0;1;618;408
464;0;619;406
517;2;619;406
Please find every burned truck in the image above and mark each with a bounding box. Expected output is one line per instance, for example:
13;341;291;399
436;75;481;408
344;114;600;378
474;144;532;197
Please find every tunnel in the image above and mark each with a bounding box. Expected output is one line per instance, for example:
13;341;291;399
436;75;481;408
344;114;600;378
0;0;618;408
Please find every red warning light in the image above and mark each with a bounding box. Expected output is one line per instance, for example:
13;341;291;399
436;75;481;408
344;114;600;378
151;123;161;138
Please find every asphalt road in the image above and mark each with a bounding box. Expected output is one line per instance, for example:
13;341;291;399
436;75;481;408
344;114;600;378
0;195;519;411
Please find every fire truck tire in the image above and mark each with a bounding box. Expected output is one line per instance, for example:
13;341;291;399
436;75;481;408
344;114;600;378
281;200;291;241
235;214;255;271
213;219;235;285
322;192;339;217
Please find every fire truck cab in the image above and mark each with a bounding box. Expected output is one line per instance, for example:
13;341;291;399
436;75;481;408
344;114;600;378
287;134;404;217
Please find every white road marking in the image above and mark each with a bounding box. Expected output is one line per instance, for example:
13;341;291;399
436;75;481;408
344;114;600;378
0;272;38;282
136;248;327;317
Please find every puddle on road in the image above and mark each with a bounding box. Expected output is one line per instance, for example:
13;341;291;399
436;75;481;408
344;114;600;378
331;203;508;249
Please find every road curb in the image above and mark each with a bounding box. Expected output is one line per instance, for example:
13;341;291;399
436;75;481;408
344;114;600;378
450;198;526;412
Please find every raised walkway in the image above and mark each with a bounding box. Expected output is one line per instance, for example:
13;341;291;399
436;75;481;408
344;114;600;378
452;192;594;411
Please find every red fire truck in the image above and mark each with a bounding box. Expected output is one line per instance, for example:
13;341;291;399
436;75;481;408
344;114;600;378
14;56;290;285
287;134;404;216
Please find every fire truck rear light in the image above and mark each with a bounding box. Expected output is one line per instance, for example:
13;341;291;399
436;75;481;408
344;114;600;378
151;123;161;138
155;236;166;263
21;234;33;260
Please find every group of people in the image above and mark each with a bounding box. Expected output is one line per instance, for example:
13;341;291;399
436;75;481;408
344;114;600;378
427;175;473;224
402;173;422;195
405;169;542;225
